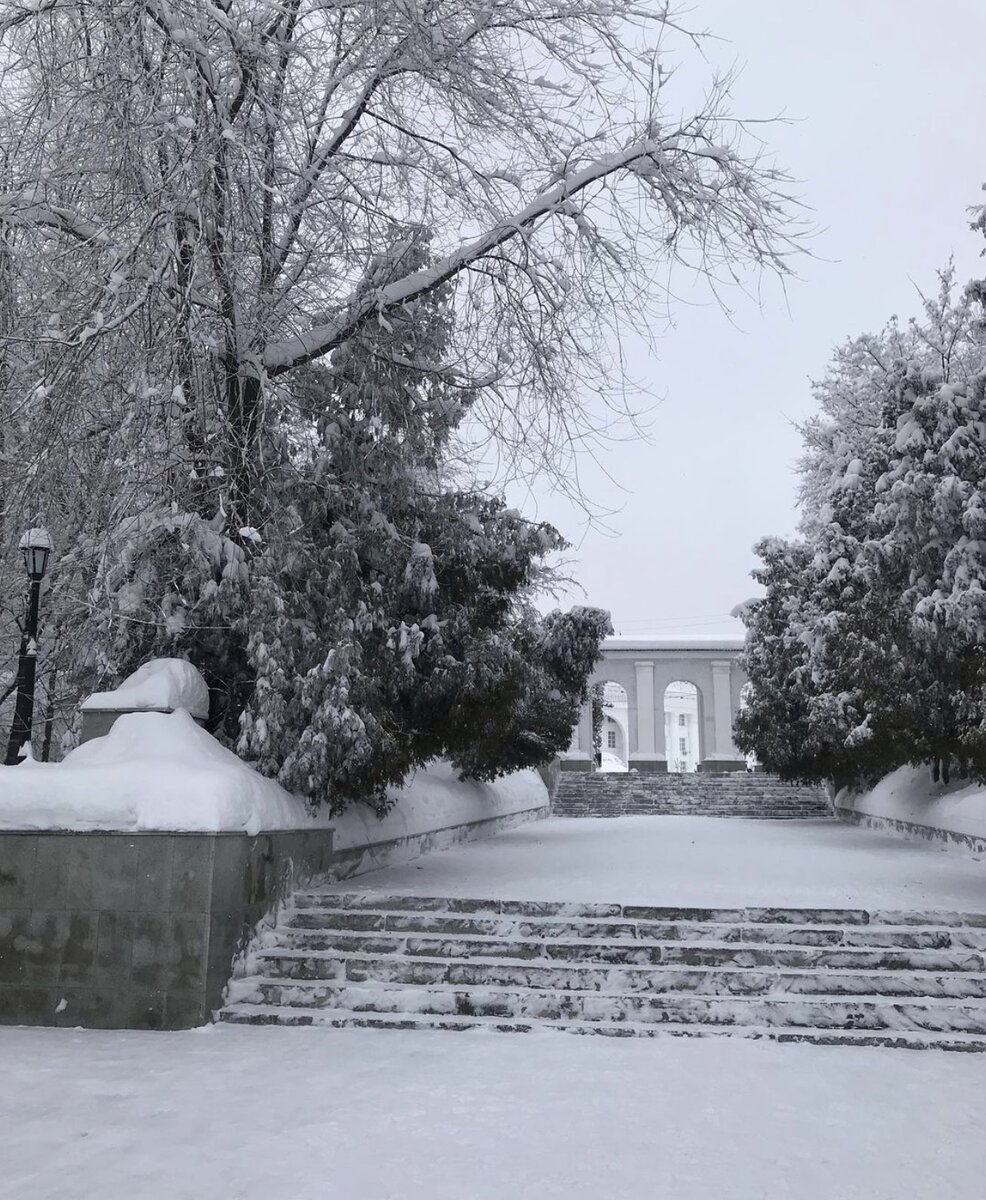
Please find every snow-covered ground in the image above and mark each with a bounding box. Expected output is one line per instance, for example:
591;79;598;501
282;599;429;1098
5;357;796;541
326;815;986;912
3;1023;984;1200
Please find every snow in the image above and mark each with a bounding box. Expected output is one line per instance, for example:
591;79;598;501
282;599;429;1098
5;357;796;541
334;762;546;852
837;765;986;846
17;526;51;549
0;710;311;835
79;657;209;717
0;710;544;839
2;1023;985;1200
327;815;986;912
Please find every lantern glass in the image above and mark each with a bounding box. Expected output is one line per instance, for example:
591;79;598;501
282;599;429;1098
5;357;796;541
21;544;51;580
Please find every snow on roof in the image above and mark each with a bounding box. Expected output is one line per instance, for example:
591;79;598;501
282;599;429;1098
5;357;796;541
80;658;210;717
601;636;745;652
0;710;313;835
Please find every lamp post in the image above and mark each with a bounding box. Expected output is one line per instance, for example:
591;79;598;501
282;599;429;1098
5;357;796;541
4;528;52;766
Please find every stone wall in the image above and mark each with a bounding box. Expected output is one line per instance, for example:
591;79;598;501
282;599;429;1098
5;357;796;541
0;828;334;1030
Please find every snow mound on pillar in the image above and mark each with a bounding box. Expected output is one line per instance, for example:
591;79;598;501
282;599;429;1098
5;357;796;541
80;658;210;718
0;710;313;834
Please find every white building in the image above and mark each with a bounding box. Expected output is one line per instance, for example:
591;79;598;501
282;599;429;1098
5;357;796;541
568;637;747;774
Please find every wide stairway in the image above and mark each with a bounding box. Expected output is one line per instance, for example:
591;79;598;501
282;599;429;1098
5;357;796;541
552;771;831;818
220;892;986;1050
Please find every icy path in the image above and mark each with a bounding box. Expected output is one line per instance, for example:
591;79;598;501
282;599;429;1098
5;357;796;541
3;1024;985;1200
330;816;986;911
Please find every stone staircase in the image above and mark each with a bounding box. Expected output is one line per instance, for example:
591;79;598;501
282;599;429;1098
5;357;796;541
220;892;986;1050
552;771;831;819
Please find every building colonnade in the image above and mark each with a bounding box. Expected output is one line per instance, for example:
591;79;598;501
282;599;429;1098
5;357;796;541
565;638;747;773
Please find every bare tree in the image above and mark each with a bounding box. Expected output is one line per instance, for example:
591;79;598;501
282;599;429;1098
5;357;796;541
0;1;802;523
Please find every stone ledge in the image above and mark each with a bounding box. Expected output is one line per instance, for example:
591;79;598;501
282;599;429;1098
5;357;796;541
835;807;986;857
328;805;547;882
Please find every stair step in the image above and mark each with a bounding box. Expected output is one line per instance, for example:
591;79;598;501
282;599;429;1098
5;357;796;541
295;894;986;928
226;880;986;1048
287;904;986;942
236;977;986;1033
273;929;986;972
258;950;986;998
552;772;829;820
217;1003;986;1050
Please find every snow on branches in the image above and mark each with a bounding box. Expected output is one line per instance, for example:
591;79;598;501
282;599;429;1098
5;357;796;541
737;268;986;787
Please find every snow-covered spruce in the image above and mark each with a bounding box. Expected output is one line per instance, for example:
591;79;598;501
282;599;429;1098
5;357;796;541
737;269;986;787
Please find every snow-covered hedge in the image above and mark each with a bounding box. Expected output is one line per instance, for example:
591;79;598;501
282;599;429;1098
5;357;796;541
0;710;307;836
835;766;986;854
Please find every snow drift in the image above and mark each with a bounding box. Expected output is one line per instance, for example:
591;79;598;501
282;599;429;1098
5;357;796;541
333;761;547;853
0;709;309;835
836;765;986;850
0;708;548;842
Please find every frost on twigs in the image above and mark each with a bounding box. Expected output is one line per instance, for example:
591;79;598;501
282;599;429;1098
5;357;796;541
0;0;804;530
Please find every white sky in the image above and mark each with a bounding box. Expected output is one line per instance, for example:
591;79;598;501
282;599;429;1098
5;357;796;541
527;0;986;637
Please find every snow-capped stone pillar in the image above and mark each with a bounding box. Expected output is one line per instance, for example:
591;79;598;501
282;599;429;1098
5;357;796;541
700;660;744;772
79;659;211;744
629;660;665;773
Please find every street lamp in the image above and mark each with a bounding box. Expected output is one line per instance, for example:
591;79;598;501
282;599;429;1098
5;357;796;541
4;528;52;765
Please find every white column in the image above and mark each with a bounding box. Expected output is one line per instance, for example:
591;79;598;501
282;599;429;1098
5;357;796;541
709;660;741;763
634;661;655;754
578;699;594;752
630;660;665;770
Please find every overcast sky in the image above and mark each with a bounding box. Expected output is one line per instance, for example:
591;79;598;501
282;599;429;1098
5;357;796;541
526;0;986;637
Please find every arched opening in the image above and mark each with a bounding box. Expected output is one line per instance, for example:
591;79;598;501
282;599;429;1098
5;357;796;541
663;681;700;773
593;680;629;771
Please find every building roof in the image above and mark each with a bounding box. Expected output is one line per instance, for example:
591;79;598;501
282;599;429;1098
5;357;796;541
601;636;744;652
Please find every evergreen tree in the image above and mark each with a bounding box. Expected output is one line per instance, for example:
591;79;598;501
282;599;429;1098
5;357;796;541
237;235;610;811
739;267;986;786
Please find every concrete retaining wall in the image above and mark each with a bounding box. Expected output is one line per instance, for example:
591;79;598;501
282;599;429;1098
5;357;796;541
835;806;986;855
328;767;549;881
0;828;334;1030
329;803;546;882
